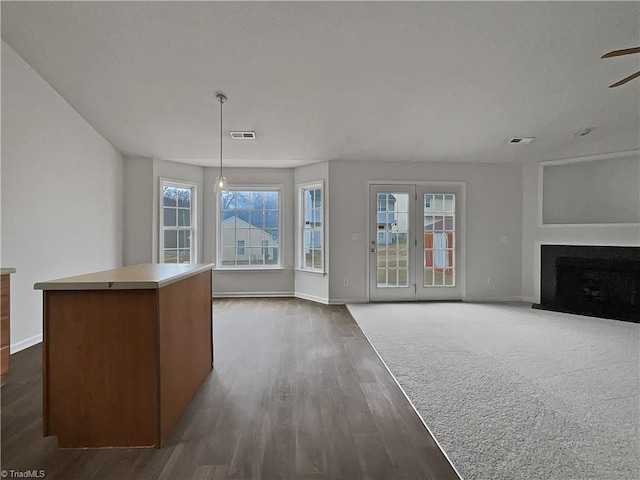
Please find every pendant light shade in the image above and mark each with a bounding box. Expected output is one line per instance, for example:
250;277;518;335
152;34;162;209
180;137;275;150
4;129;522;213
215;175;228;191
214;93;227;192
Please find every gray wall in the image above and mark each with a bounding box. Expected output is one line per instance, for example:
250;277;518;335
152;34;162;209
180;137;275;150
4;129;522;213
1;41;123;351
327;161;523;303
123;157;153;264
204;167;295;296
542;155;640;225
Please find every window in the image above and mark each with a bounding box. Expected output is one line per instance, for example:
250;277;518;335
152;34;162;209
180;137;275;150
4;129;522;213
219;189;280;268
160;180;196;263
300;183;324;271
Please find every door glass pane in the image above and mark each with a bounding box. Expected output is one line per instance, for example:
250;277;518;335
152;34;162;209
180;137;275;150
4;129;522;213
376;192;410;288
424;265;434;286
444;194;455;212
446;247;455;286
423;193;455;287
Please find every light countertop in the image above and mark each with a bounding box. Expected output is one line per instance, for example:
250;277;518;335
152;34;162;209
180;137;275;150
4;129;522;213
34;263;214;291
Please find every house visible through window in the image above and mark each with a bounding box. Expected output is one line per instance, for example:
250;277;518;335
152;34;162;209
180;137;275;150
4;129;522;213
219;189;280;268
161;180;196;263
300;183;324;271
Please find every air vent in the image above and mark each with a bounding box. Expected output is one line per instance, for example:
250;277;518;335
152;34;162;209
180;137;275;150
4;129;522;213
229;131;256;139
508;137;536;145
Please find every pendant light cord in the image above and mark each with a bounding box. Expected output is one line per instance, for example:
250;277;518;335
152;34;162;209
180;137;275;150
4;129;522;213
219;96;223;178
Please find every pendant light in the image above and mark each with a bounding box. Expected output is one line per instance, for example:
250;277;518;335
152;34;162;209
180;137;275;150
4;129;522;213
214;93;228;192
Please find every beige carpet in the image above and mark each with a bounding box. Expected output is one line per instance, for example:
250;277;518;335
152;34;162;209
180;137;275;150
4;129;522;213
347;301;640;480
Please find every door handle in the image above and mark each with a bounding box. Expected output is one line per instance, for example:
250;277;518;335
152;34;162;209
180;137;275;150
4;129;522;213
370;248;377;253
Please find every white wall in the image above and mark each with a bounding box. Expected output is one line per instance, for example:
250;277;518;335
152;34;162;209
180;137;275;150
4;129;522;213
294;162;330;303
521;153;640;303
327;161;523;303
1;41;123;351
204;167;295;296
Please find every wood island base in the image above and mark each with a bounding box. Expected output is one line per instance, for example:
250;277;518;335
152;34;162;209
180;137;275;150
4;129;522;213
36;264;214;448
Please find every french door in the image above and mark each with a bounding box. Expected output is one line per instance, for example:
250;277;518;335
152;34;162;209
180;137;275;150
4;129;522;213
369;184;464;302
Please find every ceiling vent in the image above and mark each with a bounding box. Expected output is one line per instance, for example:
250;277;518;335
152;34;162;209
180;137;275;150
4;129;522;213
508;137;536;145
229;131;256;139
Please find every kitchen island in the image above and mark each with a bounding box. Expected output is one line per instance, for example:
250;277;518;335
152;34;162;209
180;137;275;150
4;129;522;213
35;263;214;448
1;267;16;381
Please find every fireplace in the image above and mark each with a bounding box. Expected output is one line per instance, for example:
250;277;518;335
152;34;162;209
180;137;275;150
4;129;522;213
534;245;640;322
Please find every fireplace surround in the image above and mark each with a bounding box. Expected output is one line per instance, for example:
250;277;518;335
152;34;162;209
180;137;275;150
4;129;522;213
534;245;640;323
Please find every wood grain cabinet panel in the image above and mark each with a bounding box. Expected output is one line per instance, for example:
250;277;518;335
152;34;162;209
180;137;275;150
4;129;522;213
38;265;213;448
1;273;11;379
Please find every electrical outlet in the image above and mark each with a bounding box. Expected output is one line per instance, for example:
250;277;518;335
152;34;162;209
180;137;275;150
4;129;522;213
352;233;362;241
344;279;349;286
500;236;508;243
487;277;493;285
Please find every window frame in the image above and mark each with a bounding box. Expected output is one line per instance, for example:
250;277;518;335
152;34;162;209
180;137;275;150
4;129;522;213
216;185;283;270
159;178;197;264
298;181;325;273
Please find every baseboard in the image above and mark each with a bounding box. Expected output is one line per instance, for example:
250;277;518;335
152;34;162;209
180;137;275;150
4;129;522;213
11;334;43;354
212;291;294;298
520;296;537;304
463;296;524;303
329;298;368;305
294;292;329;305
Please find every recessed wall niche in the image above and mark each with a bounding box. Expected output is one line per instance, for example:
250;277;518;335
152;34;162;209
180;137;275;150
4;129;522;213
541;153;640;225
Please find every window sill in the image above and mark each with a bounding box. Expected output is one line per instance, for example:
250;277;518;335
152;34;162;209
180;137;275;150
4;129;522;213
294;268;326;277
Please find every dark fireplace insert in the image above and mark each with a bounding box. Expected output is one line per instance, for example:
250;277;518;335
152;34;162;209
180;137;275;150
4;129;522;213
534;245;640;323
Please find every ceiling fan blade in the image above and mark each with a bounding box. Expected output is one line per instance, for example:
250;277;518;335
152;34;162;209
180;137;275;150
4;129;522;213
602;46;640;58
609;70;640;88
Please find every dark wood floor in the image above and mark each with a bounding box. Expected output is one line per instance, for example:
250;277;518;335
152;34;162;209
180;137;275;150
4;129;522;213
1;298;458;479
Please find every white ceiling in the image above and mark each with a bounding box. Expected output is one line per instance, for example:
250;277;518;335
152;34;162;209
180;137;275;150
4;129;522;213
2;1;639;168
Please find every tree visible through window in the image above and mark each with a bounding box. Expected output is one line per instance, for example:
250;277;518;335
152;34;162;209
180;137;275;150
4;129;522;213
161;181;196;263
219;190;280;267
